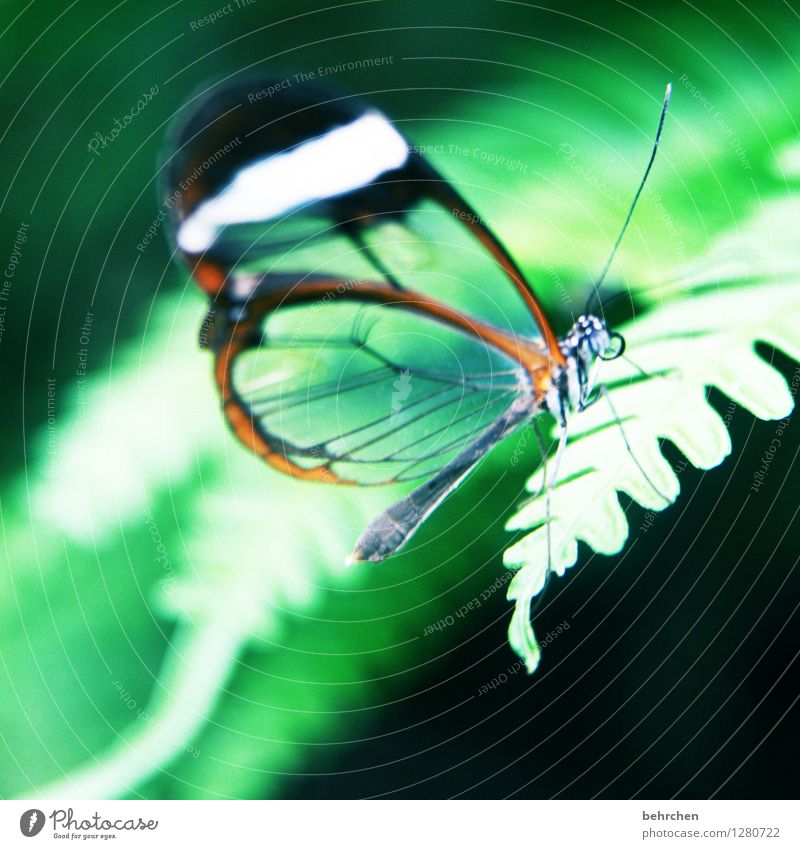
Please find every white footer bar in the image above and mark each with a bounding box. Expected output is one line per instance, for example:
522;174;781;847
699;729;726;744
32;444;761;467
2;799;796;848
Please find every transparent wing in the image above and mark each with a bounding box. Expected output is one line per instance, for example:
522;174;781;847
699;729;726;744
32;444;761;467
222;296;532;485
219;194;545;342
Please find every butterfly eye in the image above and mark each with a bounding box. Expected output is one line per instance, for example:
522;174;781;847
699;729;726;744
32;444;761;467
599;330;626;361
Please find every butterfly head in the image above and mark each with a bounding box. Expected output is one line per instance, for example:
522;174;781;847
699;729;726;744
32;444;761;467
551;314;625;415
562;314;624;365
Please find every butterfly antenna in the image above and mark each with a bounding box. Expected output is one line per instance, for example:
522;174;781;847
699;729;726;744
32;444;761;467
622;352;658;381
586;83;672;314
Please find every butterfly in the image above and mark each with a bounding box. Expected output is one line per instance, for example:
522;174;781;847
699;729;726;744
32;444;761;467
161;75;670;565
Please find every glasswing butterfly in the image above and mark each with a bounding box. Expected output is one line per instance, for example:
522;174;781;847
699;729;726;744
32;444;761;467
161;76;670;566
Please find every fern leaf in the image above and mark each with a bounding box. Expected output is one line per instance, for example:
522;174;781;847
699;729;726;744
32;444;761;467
505;279;800;673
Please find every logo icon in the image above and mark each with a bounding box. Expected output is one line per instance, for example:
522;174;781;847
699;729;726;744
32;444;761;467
390;369;413;423
19;809;45;837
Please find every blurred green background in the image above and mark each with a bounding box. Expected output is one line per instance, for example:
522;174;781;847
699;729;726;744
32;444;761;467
0;0;798;799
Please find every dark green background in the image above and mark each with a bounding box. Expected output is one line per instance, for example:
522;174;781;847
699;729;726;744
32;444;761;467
0;0;798;799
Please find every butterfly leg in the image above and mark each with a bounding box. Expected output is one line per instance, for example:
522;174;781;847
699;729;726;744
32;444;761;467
536;413;568;597
598;385;672;505
523;414;553;502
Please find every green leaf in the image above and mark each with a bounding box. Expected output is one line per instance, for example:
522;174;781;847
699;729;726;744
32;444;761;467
3;291;389;798
504;199;800;672
5;289;509;800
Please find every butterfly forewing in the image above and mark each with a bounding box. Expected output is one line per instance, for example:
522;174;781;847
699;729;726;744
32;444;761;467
164;77;556;355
